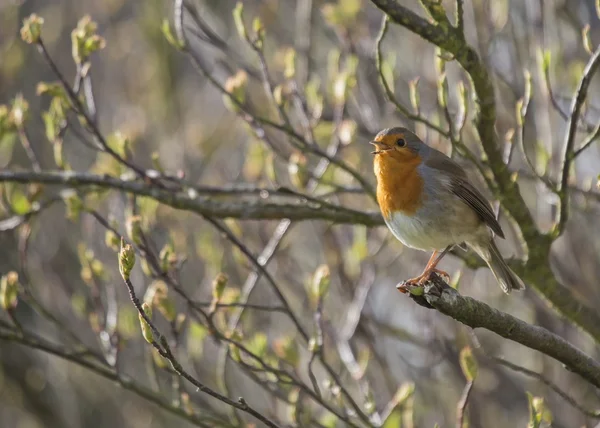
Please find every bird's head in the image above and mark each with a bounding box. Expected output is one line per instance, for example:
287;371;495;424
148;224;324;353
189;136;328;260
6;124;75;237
369;127;426;163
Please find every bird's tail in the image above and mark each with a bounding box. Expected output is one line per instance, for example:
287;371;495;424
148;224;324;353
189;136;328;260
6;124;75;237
472;240;525;293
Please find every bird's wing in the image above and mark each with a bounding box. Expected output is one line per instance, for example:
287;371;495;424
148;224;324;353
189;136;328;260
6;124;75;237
424;150;505;239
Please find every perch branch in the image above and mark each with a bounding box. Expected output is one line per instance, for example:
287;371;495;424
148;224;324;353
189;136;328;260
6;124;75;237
410;276;600;389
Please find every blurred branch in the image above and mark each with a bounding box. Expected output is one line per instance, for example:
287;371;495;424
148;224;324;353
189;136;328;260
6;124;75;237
409;275;600;390
456;380;473;428
0;170;382;226
173;6;377;201
119;255;281;428
375;16;449;137
0;197;60;231
35;39;150;181
556;43;600;236
0;327;226;428
488;355;600;419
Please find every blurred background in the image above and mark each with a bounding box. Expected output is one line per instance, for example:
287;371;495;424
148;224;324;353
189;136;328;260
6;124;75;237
1;0;600;427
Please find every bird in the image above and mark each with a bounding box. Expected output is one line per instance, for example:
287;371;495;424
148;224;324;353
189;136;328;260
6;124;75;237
370;126;525;293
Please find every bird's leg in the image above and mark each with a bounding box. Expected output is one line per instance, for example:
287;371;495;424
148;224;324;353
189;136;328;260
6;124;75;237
417;247;451;283
397;247;451;293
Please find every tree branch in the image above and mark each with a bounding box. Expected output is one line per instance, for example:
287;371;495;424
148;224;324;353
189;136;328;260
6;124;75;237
556;43;600;236
409;276;600;389
0;170;382;226
0;328;225;428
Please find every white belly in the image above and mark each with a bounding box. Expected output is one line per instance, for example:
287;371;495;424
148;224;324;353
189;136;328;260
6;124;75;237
384;208;486;252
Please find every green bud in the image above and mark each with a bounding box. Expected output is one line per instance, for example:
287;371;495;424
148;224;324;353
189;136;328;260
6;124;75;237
332;73;347;105
90;259;105;278
80;266;93;285
20;14;44;44
126;215;143;246
118;238;136;281
9;94;29;128
436;72;447;108
105;229;120;252
459;346;478;382
211;273;228;301
252;17;265;49
107;132;129;159
409;77;421;113
582;25;593;56
63;192;84;222
36;82;66;98
273;84;284;106
157;296;176;322
528;393;553;428
161;19;184;49
209;273;228;313
232;2;247;40
273;336;299;366
0;271;19;310
139;302;154;343
288;151;309;190
228;330;243;362
71;16;106;64
159;243;176;272
308;337;320;353
310;264;330;308
145;280;176;322
284;48;296;79
539;48;551;74
223;70;248;112
140;258;153;277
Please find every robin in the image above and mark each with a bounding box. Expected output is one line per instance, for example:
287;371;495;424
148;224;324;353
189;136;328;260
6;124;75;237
370;127;524;293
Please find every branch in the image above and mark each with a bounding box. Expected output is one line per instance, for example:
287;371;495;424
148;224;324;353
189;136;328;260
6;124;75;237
456;380;473;428
0;328;225;428
409;276;600;389
0;170;383;226
489;355;600;419
556;43;600;236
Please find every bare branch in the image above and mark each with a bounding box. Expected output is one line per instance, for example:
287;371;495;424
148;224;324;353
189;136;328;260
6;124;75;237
0;328;224;428
411;276;600;389
0;170;382;226
120;261;281;428
489;355;600;419
556;43;600;236
456;380;473;428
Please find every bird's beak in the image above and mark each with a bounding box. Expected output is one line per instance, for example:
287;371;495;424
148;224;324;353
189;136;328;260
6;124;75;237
369;140;389;155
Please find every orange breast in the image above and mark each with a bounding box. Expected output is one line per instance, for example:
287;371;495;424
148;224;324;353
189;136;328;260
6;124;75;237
374;154;424;219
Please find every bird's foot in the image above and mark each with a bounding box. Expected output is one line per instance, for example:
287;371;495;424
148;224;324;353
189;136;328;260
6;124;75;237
396;268;450;294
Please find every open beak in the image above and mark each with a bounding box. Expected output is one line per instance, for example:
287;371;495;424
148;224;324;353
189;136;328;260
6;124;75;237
369;140;390;155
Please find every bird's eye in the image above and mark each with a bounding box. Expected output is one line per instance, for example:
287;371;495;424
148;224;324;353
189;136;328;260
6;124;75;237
396;138;406;147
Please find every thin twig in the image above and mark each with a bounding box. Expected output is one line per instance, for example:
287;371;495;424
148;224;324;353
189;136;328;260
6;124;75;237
556;43;600;235
120;273;281;428
456;380;473;428
489;355;600;419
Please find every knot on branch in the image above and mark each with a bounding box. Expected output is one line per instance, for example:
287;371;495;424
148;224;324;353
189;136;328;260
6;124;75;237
400;273;458;309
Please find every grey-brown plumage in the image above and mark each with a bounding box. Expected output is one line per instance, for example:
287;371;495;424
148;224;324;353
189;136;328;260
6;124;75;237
372;127;525;293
